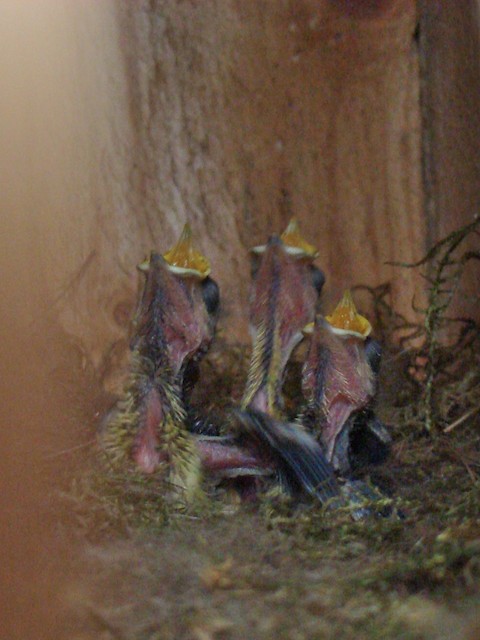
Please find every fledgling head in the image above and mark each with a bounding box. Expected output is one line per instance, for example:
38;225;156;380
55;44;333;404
133;223;219;378
243;219;324;414
302;291;375;462
249;219;324;349
104;224;218;480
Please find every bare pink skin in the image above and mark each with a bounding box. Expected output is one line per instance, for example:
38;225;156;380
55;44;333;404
130;254;215;472
249;390;268;415
135;255;214;378
250;244;319;366
162;278;213;376
246;238;320;413
132;389;270;477
196;440;271;476
132;388;166;473
130;252;276;480
132;392;270;476
302;318;375;461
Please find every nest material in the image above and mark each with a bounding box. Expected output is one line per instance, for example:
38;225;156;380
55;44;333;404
44;221;480;640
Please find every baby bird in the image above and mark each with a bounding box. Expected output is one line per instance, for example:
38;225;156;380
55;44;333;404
233;220;340;504
301;290;391;476
102;224;218;501
242;219;324;416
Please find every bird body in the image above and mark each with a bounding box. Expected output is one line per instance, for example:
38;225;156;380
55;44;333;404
242;220;323;416
235;220;342;504
101;223;392;515
102;226;216;503
301;291;391;475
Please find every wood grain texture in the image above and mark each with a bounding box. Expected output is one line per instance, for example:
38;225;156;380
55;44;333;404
419;0;480;319
131;0;421;303
6;0;478;378
420;0;480;239
85;0;422;367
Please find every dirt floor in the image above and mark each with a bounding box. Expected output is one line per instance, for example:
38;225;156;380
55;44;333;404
33;325;479;640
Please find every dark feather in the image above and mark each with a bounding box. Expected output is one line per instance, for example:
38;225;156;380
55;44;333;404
232;408;340;503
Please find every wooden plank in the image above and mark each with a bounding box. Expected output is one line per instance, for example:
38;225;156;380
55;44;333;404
419;0;480;320
420;0;480;240
2;0;424;374
111;0;422;360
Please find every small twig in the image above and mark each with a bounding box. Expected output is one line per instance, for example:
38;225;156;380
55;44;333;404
382;346;418;363
461;459;477;484
44;439;96;459
441;442;479;482
444;406;480;434
388;218;480;432
51;249;97;307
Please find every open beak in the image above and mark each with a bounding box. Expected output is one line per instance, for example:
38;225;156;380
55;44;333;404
250;218;319;259
325;290;372;339
162;223;211;279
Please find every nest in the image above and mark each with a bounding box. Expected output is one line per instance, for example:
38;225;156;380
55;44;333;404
46;220;480;640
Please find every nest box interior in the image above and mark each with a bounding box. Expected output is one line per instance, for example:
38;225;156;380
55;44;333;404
1;2;479;639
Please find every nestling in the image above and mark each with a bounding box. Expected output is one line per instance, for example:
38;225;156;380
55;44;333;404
101;224;218;501
301;290;391;476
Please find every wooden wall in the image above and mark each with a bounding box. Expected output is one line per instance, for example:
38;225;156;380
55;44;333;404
1;3;479;636
1;0;479;368
419;1;480;317
420;0;480;242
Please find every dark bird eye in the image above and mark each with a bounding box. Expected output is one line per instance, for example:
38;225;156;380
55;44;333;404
201;276;220;316
250;254;260;281
364;337;382;376
310;266;325;295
